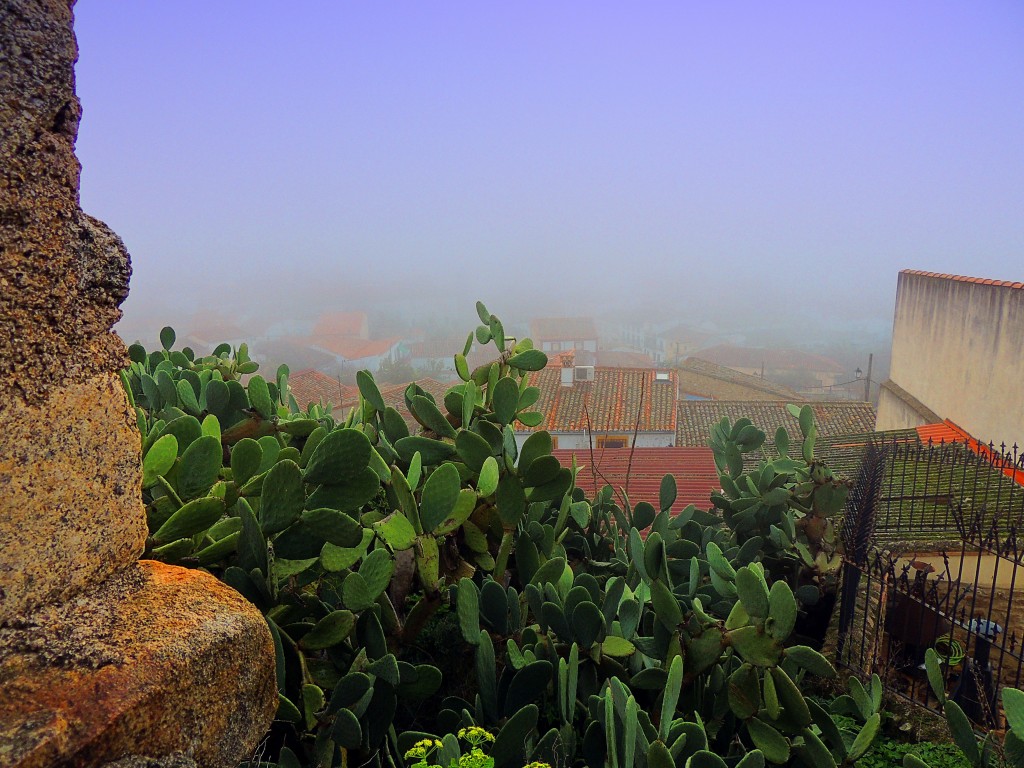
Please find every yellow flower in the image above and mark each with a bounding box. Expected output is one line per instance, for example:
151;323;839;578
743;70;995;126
457;726;495;745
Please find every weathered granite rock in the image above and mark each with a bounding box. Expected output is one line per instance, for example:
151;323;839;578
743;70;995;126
100;755;199;768
0;561;277;768
0;0;131;407
100;756;199;768
0;1;278;764
0;0;146;621
0;372;147;624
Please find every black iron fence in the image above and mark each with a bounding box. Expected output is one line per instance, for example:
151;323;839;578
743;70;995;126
839;435;1024;545
836;508;1024;729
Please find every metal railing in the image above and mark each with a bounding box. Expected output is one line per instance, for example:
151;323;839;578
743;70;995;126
865;436;1023;543
836;508;1024;729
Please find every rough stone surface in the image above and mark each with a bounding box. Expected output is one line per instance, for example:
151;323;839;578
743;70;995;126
0;561;277;768
0;372;147;624
0;0;131;406
100;756;199;768
1;3;278;765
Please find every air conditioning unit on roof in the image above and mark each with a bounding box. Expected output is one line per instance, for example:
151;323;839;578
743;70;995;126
574;365;595;382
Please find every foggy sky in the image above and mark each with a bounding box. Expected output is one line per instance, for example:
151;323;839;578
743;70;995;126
73;2;1023;337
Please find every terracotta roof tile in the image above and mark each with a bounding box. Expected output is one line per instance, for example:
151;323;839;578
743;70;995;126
675;400;876;447
901;270;1024;289
289;369;354;410
519;367;677;433
679;358;800;399
694;345;845;374
916;420;1024;486
307;336;401;360
553;447;720;512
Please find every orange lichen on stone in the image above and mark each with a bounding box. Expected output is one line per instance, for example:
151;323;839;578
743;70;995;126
0;561;277;768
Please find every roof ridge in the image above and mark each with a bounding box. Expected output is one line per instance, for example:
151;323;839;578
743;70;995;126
901;270;1024;289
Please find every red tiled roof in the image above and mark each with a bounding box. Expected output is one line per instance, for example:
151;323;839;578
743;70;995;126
676;400;876;447
289;369;354;410
520;367;678;433
916;420;1024;486
679;357;800;399
308;336;400;361
695;345;845;374
530;317;598;342
902;270;1024;290
553;447;719;512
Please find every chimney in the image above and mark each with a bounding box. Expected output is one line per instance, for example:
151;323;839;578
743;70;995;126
561;354;574;387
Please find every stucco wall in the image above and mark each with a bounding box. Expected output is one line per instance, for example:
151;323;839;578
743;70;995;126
876;272;1024;446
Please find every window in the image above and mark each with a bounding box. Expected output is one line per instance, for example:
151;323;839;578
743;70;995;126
551;436;559;450
597;435;629;449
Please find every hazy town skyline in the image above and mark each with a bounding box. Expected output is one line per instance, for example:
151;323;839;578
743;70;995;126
73;2;1023;343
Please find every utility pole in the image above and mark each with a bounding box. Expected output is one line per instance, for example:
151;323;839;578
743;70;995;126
864;353;873;402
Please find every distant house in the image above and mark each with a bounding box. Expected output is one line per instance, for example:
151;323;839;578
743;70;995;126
255;337;340;376
311;311;369;341
408;338;490;379
613;322;666;364
530;317;598;354
306;336;407;372
596;350;656;368
694;344;845;394
675;400;876;449
663;326;722;364
181;310;249;354
515;365;678;450
676;358;800;401
876;270;1024;447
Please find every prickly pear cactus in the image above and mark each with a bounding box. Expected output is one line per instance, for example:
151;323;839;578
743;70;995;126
122;306;881;768
707;404;852;613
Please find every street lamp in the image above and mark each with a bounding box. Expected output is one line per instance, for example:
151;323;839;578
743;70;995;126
857;356;873;402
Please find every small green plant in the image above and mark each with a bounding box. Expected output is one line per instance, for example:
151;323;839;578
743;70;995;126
904;648;1024;768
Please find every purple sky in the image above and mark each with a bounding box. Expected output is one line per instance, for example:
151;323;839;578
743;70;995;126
73;2;1023;333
